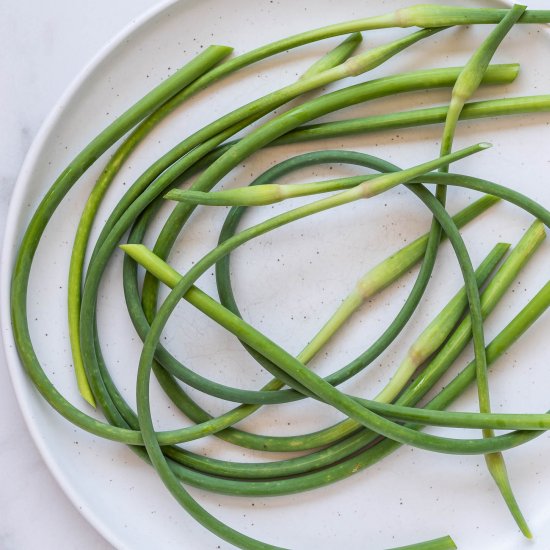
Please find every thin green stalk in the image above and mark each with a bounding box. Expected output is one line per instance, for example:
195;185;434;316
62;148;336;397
211;152;500;388
276;94;550;143
111;181;496;504
386;534;457;550
374;243;510;404
164;143;489;207
435;8;528;532
173;94;550;152
163;174;371;206
125;5;547;123
162;281;550;495
165;152;550;211
126;242;546;437
66;45;233;407
75;153;432;460
408;173;550;226
440;4;526;163
356;399;550;431
133;153;548;458
120;194;499;454
82;65;511;407
299;32;363;80
404;219;546;404
437;10;528;531
141;95;550;194
129;180;539;456
393;4;548;27
93;67;508;407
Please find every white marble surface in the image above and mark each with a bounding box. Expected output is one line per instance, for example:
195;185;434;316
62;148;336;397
0;2;159;548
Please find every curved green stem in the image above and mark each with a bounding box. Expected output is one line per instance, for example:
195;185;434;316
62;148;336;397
66;45;233;407
386;534;457;550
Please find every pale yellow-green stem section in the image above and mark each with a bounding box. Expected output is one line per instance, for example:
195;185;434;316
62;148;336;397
300;32;363;80
439;4;525;406
374;242;510;404
486;451;532;538
164;176;371;206
67;45;235;407
289;196;500;364
440;4;526;163
166;143;490;207
434;5;529;537
304;220;547;445
392;4;542;27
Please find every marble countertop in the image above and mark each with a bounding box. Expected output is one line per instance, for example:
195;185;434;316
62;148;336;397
1;2;159;548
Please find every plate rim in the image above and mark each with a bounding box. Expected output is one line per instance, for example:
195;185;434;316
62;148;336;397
0;1;178;548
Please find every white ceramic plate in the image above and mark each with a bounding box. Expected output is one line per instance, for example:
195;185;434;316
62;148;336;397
3;1;550;548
